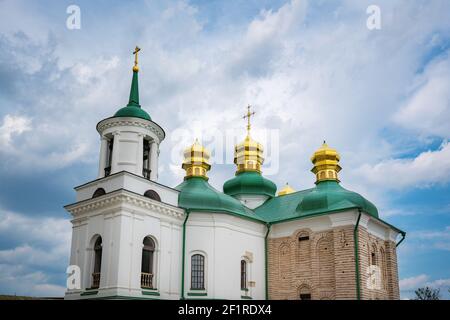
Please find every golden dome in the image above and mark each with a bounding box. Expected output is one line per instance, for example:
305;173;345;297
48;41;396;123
234;105;265;174
311;141;341;184
234;134;264;174
278;183;295;196
182;139;211;180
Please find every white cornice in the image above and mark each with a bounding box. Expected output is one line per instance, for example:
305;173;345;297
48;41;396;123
65;189;184;220
97;117;165;142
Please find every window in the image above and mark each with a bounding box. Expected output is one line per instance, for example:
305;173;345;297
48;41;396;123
92;236;102;288
143;139;151;179
241;260;247;290
141;237;155;289
105;137;114;177
143;190;161;202
298;235;309;241
191;254;205;290
92;188;106;198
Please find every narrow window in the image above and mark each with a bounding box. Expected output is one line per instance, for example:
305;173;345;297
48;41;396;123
240;260;247;290
143;139;151;179
92;236;102;288
105;137;113;177
298;235;310;242
141;237;155;289
191;254;205;290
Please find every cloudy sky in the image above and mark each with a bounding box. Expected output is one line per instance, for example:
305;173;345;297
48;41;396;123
0;0;449;299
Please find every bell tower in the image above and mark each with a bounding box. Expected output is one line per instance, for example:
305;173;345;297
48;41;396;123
96;46;165;180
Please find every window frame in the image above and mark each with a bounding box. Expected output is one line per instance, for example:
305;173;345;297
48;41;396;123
190;254;206;290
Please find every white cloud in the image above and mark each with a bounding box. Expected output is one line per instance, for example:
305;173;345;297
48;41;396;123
0;115;31;147
394;53;450;137
0;209;71;296
400;274;429;290
353;141;450;190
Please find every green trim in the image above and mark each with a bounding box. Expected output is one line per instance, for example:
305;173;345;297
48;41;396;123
187;292;207;296
264;223;271;300
141;290;160;296
181;210;190;300
240;288;249;292
354;210;362;300
80;290;98;296
396;232;406;247
241;296;252;300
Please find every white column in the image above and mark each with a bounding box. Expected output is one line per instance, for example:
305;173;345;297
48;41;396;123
97;136;108;178
150;141;158;181
136;133;144;176
111;131;120;174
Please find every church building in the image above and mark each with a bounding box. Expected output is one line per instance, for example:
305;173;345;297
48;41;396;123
64;48;405;300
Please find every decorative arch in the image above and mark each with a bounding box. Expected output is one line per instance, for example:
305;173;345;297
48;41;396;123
298;283;312;300
143;189;161;201
92;188;106;198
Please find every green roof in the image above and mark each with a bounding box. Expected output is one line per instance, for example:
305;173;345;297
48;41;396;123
255;180;379;223
113;70;151;121
176;177;265;222
223;171;277;198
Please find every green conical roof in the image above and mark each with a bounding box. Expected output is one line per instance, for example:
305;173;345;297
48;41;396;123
114;70;151;121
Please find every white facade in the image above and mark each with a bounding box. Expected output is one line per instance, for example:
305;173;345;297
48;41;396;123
184;213;266;300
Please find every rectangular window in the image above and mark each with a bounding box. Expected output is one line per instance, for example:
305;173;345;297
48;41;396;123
299;236;310;241
191;254;205;290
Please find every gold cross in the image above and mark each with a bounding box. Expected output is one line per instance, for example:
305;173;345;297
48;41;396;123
242;104;256;135
133;46;141;71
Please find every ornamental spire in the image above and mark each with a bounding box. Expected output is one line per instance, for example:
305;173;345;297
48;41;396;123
310;141;342;184
127;46;141;107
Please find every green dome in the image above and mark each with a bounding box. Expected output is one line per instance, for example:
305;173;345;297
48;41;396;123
223;171;277;198
114;105;151;121
297;181;378;218
176;177;263;221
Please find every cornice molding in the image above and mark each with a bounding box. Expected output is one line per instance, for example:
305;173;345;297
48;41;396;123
97;117;165;142
66;189;184;220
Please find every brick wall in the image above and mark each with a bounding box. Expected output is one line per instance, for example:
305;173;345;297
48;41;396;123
267;225;400;300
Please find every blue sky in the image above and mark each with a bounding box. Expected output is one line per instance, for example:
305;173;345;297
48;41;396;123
0;0;449;299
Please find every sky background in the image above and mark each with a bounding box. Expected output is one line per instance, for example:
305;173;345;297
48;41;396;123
0;0;449;299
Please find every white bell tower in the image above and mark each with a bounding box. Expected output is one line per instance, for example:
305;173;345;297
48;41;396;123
96;46;164;181
65;47;184;300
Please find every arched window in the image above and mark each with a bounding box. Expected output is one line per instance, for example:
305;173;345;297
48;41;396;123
191;254;205;290
299;285;312;300
141;237;155;289
92;188;106;198
143;190;161;202
240;260;247;290
92;236;102;288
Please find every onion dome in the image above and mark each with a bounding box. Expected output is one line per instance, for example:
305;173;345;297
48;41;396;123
181;139;211;180
113;46;151;121
278;183;295;196
311;141;341;184
223;105;276;197
176;140;263;221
